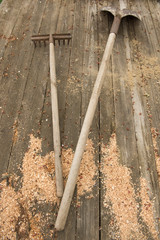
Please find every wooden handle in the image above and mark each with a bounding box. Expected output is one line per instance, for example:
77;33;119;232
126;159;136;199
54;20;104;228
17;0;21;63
55;32;116;230
50;39;63;197
110;16;121;34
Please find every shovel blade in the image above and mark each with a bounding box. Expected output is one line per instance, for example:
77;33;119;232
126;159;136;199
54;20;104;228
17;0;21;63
101;6;141;21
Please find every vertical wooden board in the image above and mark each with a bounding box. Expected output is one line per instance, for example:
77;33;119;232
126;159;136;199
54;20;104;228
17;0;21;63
55;0;75;144
98;1;117;239
75;1;99;240
0;0;47;176
140;0;160;164
0;0;23;58
147;0;160;44
0;1;62;239
105;13;142;240
57;0;89;238
40;0;75;155
139;0;160;54
127;0;160;237
37;0;64;155
0;0;37;85
99;0;159;239
0;0;36;117
38;0;77;239
6;1;62;239
143;0;160;157
113;21;140;177
7;0;60;176
99;1;140;239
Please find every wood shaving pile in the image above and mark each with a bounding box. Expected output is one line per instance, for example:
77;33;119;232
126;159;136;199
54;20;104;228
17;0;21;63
0;181;20;239
0;135;97;239
140;177;158;240
29;214;43;240
62;138;97;199
0;135;58;239
101;133;142;239
77;139;97;197
151;127;160;184
21;134;58;204
101;133;158;240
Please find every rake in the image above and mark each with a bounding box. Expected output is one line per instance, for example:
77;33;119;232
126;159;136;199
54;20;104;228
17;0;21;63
31;33;72;197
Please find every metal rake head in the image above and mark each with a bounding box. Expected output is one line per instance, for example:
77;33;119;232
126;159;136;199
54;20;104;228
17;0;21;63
31;33;72;47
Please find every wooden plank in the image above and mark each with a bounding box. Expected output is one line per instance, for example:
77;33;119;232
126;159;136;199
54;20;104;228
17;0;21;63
38;0;77;239
6;0;61;182
37;0;63;154
127;0;160;237
56;0;84;238
75;1;99;239
6;1;62;239
143;0;160;165
100;0;160;239
0;0;47;176
147;0;160;45
0;0;160;239
0;0;22;58
98;1;118;239
6;0;51;172
100;1;142;238
0;0;36;118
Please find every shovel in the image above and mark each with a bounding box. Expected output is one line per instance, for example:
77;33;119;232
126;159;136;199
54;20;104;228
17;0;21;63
55;0;141;230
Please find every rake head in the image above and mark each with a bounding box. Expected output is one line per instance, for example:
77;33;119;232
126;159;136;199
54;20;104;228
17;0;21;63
31;33;72;47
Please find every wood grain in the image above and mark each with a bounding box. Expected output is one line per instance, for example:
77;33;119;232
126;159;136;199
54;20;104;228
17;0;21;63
0;0;160;239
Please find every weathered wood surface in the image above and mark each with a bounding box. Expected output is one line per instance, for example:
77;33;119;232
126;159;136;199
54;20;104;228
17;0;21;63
0;0;160;239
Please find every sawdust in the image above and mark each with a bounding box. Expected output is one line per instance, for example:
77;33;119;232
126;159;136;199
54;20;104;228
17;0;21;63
77;138;97;197
21;134;58;204
65;75;82;95
0;135;97;238
151;128;160;184
65;74;93;96
0;181;21;239
126;40;160;88
101;133;143;239
12;120;18;145
62;138;97;200
0;135;58;239
140;177;159;240
101;133;158;240
29;214;44;240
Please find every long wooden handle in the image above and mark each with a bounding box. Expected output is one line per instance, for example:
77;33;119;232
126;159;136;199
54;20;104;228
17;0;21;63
55;32;117;230
49;35;63;197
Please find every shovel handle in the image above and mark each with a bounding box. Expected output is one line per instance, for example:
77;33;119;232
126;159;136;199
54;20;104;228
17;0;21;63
55;31;117;230
110;16;121;34
49;34;63;197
